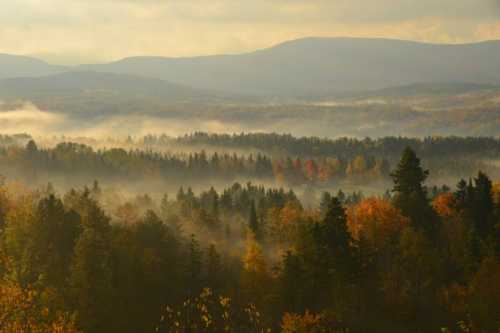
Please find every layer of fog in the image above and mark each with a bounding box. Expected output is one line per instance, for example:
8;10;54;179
0;101;336;139
0;102;247;138
1;99;499;141
1;101;498;196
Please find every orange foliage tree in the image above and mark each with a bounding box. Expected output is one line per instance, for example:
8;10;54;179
432;193;457;220
267;202;304;244
347;198;409;246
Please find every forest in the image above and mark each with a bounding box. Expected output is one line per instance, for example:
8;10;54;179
0;142;499;332
1;134;499;192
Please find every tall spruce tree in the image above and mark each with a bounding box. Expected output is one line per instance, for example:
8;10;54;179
321;197;353;271
473;171;495;239
391;147;436;235
185;234;202;296
248;200;259;238
319;191;332;218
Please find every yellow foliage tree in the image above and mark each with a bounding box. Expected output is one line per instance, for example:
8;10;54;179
267;202;304;245
281;311;347;333
243;234;267;275
493;182;500;205
0;278;79;333
241;234;270;309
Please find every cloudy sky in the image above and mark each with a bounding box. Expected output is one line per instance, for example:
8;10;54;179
1;0;499;65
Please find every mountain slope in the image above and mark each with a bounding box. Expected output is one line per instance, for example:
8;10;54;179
0;54;65;79
0;71;227;115
0;71;212;100
78;37;500;97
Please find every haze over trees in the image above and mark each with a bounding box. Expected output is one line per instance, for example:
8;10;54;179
0;145;499;332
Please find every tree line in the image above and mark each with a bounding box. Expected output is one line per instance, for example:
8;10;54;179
0;140;392;186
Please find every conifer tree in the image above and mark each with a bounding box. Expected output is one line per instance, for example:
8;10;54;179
248;200;259;238
319;192;332;218
473;171;494;238
185;234;202;297
391;147;436;235
206;244;221;291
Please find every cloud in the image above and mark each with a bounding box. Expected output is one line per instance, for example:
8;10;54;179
0;0;498;64
0;102;66;136
0;102;250;138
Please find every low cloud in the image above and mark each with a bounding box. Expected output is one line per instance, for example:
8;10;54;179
0;102;66;135
0;102;250;139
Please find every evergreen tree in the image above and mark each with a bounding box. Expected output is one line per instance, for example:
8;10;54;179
185;234;202;296
281;251;304;313
391;147;436;235
206;244;221;291
25;139;38;157
318;197;353;267
454;179;468;207
70;226;113;332
319;191;332;218
473;171;495;239
305;197;355;311
248;200;259;238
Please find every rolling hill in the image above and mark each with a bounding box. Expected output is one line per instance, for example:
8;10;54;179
77;37;500;97
0;71;214;101
0;71;230;116
0;54;65;79
2;37;500;103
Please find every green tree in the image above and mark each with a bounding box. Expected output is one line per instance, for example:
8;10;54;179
281;251;304;313
206;244;221;292
472;171;495;239
305;197;355;313
68;195;112;333
391;147;436;235
185;234;202;297
70;227;113;333
248;200;259;238
319;192;332;218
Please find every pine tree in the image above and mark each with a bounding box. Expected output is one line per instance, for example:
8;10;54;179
281;251;304;313
248;200;259;238
391;147;436;235
185;234;202;297
319;192;332;218
160;193;169;220
473;171;494;239
319;197;353;265
70;226;113;332
454;179;468;207
206;244;221;291
307;197;355;311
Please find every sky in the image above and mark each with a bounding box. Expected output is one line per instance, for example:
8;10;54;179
1;0;499;65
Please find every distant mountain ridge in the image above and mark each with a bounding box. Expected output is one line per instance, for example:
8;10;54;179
2;37;500;97
77;37;500;96
0;53;66;79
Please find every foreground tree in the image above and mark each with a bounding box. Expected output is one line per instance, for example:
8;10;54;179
157;288;270;333
281;311;347;333
0;278;79;333
391;147;437;235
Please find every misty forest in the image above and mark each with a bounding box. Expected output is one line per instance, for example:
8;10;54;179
2;3;500;332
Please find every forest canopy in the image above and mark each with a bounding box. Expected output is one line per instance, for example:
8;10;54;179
0;144;499;332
